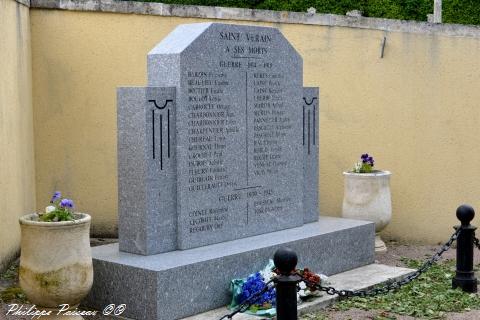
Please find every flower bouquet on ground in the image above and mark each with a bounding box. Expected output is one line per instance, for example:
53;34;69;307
228;260;328;317
296;268;328;301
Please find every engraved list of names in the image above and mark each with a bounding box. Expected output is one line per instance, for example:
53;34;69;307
175;24;303;249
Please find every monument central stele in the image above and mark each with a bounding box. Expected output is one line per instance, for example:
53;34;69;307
118;22;319;254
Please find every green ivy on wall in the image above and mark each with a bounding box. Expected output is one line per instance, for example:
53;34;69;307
136;0;480;25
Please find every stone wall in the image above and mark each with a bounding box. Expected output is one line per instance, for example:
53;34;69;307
0;0;35;271
3;0;480;248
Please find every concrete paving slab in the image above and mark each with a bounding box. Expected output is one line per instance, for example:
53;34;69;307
182;263;414;320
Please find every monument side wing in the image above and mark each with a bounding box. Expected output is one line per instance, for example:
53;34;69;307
118;87;177;255
303;87;320;223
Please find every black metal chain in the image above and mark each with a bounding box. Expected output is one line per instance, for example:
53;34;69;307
218;279;275;320
301;228;461;298
474;236;480;251
218;228;461;319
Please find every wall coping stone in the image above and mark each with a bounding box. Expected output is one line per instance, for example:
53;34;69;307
15;0;30;7
29;0;480;38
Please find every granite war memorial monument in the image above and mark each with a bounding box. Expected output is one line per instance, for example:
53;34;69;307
86;23;374;320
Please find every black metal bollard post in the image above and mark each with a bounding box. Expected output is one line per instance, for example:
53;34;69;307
452;205;478;293
273;248;301;320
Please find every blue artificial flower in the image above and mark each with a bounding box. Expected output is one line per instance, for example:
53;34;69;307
239;272;276;307
50;191;61;203
361;153;369;160
60;198;74;209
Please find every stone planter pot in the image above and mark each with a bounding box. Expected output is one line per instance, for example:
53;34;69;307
342;171;392;252
18;213;93;313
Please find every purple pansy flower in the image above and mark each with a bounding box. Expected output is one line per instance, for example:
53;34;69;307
354;153;375;173
50;191;61;203
60;198;74;209
367;156;374;166
361;154;370;163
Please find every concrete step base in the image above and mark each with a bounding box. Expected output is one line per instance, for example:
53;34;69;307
84;217;375;320
183;263;414;320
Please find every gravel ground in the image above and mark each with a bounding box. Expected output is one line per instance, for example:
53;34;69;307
1;239;479;320
375;240;480;266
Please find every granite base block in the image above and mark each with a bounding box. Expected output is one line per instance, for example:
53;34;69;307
84;217;374;320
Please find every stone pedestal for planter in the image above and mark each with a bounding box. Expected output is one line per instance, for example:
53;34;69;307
342;171;392;252
19;213;93;315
